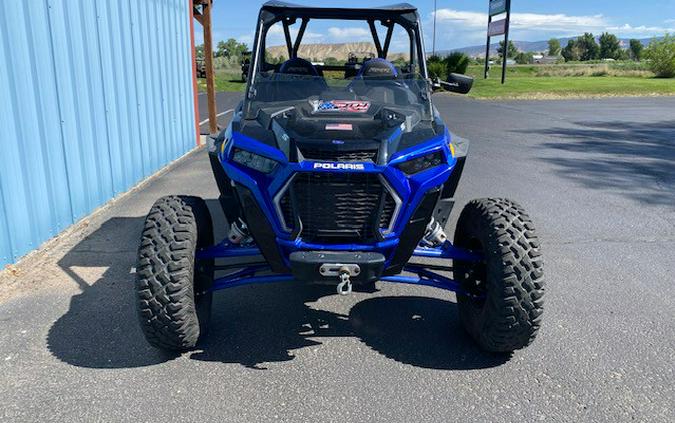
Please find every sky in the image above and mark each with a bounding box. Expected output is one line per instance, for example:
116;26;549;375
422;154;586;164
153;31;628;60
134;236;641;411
197;0;675;50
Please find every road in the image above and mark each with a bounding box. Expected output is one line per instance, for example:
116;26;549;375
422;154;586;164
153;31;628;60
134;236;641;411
197;91;242;133
1;94;674;422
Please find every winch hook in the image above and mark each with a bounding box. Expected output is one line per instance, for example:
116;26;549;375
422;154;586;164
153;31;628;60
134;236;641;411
336;266;353;296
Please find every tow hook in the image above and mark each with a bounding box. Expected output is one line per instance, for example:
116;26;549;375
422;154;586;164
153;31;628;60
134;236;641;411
336;267;353;296
319;263;359;295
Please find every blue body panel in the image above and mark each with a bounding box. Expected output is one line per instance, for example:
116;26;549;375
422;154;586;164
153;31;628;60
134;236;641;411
215;120;459;268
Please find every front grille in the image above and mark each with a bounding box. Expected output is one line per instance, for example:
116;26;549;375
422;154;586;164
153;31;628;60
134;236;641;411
300;147;378;163
281;172;396;243
278;189;294;231
379;192;397;231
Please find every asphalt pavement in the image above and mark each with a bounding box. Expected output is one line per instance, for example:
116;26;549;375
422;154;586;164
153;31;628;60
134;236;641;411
1;94;673;422
197;91;242;133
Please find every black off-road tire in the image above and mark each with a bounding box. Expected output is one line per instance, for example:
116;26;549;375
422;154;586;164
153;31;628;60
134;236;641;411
135;196;214;351
454;198;544;352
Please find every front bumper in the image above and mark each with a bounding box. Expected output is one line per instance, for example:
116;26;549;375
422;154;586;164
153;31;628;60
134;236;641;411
289;250;385;284
216;130;460;275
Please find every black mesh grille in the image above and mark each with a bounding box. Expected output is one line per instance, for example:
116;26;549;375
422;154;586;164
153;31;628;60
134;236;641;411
291;173;384;243
379;192;397;230
300;148;377;163
279;190;294;229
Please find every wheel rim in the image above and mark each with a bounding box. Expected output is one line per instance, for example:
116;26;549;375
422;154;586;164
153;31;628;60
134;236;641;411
460;237;488;307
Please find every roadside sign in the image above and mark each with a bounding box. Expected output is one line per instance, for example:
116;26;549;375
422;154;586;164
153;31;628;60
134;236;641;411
489;0;507;16
484;0;511;84
488;19;507;36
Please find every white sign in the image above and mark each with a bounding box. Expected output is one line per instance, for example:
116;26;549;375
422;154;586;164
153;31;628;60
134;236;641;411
488;19;507;36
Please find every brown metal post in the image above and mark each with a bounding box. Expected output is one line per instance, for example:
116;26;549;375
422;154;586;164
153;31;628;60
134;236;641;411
189;0;200;145
202;0;217;134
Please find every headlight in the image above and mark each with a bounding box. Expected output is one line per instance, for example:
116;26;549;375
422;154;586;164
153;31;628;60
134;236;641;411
396;151;444;175
232;148;278;174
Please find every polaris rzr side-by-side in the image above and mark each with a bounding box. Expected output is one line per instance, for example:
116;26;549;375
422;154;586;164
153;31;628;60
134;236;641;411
135;1;544;353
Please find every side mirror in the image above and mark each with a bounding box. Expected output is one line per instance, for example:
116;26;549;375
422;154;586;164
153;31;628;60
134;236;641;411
435;73;474;94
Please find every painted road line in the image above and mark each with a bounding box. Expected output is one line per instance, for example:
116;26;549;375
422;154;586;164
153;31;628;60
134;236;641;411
199;109;234;126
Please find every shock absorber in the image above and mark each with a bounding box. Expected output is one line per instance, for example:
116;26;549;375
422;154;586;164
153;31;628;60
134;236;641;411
228;218;253;245
420;217;448;247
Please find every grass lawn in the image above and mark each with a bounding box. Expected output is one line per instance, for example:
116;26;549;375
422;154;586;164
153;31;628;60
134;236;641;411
197;72;245;92
199;64;675;99
468;76;675;99
464;63;675;99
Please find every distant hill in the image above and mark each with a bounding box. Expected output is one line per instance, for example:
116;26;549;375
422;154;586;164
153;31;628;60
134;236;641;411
435;36;660;58
265;37;660;61
266;42;408;62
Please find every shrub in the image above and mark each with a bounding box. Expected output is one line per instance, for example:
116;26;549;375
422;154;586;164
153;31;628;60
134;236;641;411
426;55;445;79
444;52;470;75
514;52;534;65
645;34;675;78
427;61;446;79
426;52;470;80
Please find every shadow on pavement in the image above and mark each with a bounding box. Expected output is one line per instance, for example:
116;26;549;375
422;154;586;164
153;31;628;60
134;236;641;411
48;200;507;371
47;216;179;368
192;286;509;370
528;120;675;207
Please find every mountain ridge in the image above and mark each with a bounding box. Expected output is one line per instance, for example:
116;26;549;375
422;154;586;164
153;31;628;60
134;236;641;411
436;36;659;57
266;36;660;61
266;42;408;61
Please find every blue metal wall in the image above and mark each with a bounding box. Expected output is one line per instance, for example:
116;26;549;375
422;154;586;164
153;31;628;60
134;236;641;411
0;0;196;267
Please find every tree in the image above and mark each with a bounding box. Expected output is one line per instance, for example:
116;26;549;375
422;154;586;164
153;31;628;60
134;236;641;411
195;44;204;59
218;38;248;59
617;48;631;61
498;40;518;58
599;32;622;60
514;51;534;64
548;38;561;56
629;39;644;61
562;39;581;62
577;33;600;61
645;33;675;77
216;40;229;58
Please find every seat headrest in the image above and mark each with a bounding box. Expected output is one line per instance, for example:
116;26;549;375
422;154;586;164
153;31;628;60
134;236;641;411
357;58;398;79
278;57;320;77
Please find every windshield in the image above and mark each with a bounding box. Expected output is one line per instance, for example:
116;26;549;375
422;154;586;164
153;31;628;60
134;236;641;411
244;14;431;120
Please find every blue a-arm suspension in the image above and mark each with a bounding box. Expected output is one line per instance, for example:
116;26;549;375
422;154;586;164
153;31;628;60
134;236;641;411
197;240;482;295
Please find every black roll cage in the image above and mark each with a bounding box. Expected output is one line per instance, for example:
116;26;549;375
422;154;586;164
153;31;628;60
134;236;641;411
244;1;431;118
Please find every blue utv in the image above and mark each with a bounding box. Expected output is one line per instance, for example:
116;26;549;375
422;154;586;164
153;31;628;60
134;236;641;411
135;1;545;354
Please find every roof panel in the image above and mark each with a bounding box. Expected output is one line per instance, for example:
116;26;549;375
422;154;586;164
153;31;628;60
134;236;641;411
260;1;419;23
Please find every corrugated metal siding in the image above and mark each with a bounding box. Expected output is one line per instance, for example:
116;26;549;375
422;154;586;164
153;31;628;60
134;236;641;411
0;0;196;267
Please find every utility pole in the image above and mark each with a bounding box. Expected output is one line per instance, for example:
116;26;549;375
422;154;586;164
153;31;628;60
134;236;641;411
501;0;511;84
484;12;491;79
432;0;437;56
